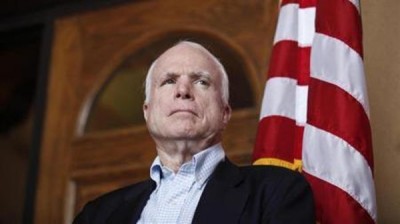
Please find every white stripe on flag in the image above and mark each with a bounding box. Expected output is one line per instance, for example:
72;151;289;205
302;124;377;221
260;77;296;120
274;4;315;46
298;7;316;47
295;85;308;125
311;33;370;116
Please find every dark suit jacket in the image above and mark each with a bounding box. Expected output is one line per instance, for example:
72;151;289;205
73;159;315;224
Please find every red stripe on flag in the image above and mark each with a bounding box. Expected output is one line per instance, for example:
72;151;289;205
281;0;317;8
293;125;304;160
268;41;311;85
298;48;311;85
253;116;296;163
303;171;375;224
307;77;374;169
315;0;363;57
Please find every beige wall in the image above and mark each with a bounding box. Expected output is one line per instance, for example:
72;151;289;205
363;1;400;223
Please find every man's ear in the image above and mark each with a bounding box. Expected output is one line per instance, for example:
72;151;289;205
223;105;232;126
143;103;148;121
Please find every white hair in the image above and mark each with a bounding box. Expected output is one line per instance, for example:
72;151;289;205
144;41;230;106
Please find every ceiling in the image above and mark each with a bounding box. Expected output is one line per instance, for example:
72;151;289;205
0;0;76;20
0;0;133;22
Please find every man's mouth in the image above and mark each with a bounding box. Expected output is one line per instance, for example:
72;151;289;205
170;109;198;117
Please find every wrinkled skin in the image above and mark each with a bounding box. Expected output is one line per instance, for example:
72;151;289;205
143;43;231;171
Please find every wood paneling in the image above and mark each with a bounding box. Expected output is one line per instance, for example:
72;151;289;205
35;1;278;223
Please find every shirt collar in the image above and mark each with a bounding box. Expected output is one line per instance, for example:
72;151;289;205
149;143;225;189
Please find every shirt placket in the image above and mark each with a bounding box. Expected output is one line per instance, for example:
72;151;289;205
158;167;195;223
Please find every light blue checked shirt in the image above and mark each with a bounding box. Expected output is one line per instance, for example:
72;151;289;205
137;143;225;224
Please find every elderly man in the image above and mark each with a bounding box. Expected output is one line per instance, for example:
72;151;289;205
74;41;315;224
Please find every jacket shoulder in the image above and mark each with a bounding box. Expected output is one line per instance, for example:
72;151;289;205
240;165;305;182
92;179;153;204
238;165;311;193
73;179;154;224
237;165;315;223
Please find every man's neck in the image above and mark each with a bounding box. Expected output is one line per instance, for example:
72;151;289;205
154;138;219;173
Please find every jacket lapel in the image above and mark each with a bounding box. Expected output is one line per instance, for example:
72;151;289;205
192;159;248;224
106;180;155;224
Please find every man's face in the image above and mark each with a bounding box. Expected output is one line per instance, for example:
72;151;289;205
143;44;231;142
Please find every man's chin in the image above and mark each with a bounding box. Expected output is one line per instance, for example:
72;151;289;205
168;132;201;140
152;131;203;141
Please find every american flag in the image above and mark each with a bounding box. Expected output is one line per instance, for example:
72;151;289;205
252;0;377;223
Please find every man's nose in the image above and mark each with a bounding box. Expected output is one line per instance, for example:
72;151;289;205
175;81;193;100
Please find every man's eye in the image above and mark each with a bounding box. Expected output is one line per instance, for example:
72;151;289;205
197;80;209;86
162;79;175;85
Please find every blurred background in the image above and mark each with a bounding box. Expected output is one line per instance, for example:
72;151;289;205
0;0;398;223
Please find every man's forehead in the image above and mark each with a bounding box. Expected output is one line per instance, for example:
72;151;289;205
153;44;219;76
159;44;211;63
